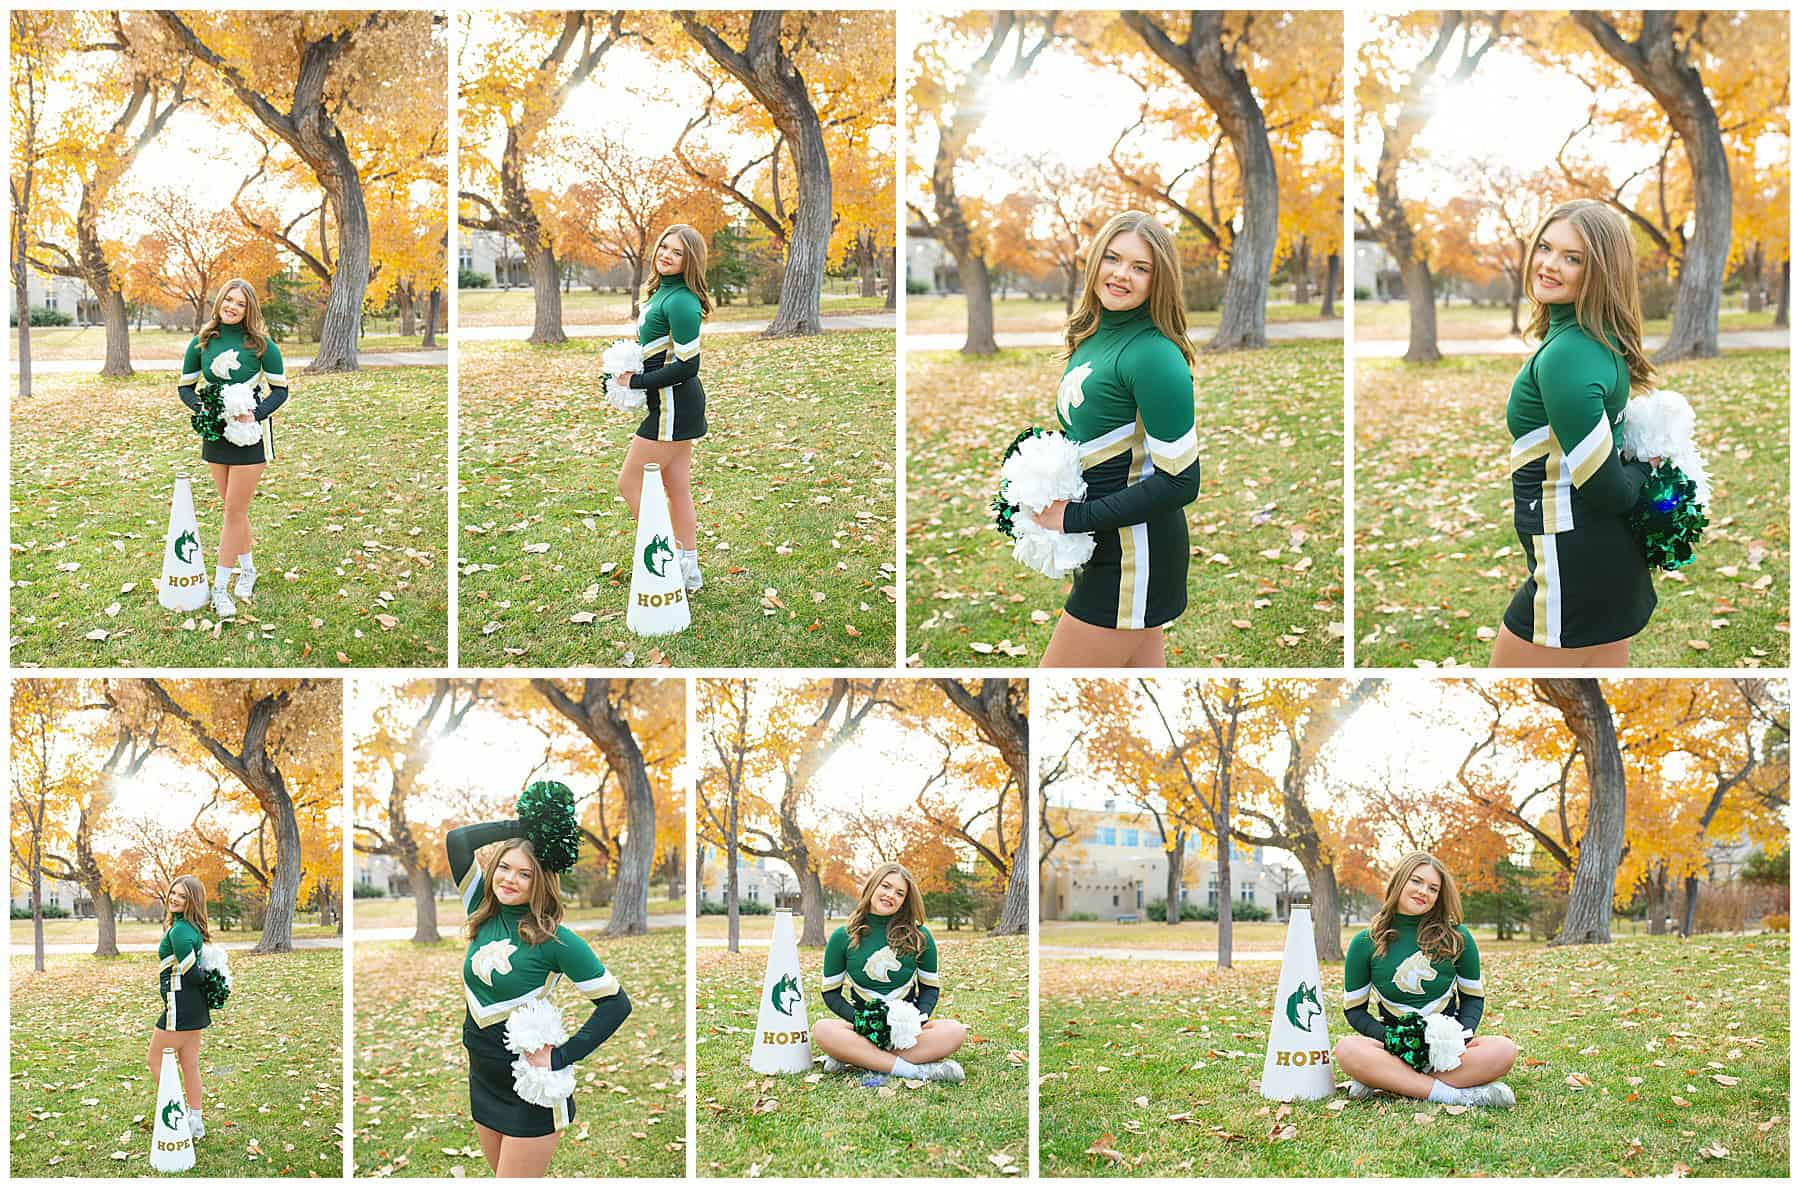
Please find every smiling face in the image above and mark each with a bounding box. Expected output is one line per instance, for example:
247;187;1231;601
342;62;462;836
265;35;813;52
870;870;909;915
492;845;537;906
218;284;248;324
654;232;686;277
1531;218;1586;305
1399;860;1442;915
167;882;188;913
1094;229;1154;312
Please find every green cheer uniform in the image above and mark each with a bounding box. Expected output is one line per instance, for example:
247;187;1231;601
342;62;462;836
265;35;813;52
1503;301;1654;648
448;821;632;1136
628;273;706;442
1054;304;1200;629
820;915;942;1031
155;917;211;1032
177;323;289;465
1342;913;1485;1041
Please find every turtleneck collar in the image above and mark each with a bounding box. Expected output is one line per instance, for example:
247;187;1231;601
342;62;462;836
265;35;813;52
1546;300;1578;327
658;271;688;291
1099;301;1151;330
498;901;528;920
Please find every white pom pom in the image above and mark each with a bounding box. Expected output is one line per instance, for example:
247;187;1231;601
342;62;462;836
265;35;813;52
503;997;569;1056
1012;516;1097;579
602;338;644;377
1000;431;1087;512
606;379;647;414
197;942;232;989
220;382;262;446
1622;388;1711;507
885;999;925;1051
1422;1013;1470;1073
510;1055;577;1108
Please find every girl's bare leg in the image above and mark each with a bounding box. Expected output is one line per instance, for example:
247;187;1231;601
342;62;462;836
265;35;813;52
174;1030;203;1108
1335;1033;1518;1098
474;1122;503;1173
813;1018;904;1073
898;1018;968;1063
618;437;697;549
494;1132;560;1177
218;463;264;566
1489;623;1629;668
1040;614;1162;668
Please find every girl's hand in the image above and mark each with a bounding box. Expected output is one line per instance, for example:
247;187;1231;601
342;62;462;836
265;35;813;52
233;413;255;423
1033;500;1068;531
526;1045;553;1069
613;372;634;388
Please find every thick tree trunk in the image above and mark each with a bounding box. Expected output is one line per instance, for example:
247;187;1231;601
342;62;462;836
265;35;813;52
256;797;302;953
422;287;441;348
1304;862;1343;962
96;285;133;378
884;244;897;310
628;259;646;322
1774;259;1790;328
1679;873;1702;937
1214;816;1233;969
1320;252;1340;319
32;861;46;972
1745;243;1764;313
93;888;119;958
1646;869;1668;935
608;759;655;938
1538;678;1626;945
995;843;1030;935
855;229;878;298
396;283;416;337
798;866;826;947
956;254;998;354
1291;238;1312;304
524;241;566;347
1402;258;1442;363
406;860;440;943
1164;842;1186;927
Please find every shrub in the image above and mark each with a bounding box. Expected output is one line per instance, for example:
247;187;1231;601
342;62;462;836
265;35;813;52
11;903;71;919
699;898;772;916
1144;899;1205;922
1066;911;1098;922
1639;271;1676;321
906;276;931;296
1763;913;1789;932
352;881;386;899
1183;266;1225;313
1353;287;1371;301
457;267;492;289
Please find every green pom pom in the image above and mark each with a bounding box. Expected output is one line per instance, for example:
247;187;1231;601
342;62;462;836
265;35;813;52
992;426;1050;542
1630;462;1709;572
190;384;227;442
852;999;892;1050
196;968;230;1010
1382;1015;1432;1073
517;780;582;874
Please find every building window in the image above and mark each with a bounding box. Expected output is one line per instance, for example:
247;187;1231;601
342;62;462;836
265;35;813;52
747;885;760;902
1111;893;1119;907
1097;827;1117;846
1240;885;1255;904
1135;886;1143;909
1121;828;1138;847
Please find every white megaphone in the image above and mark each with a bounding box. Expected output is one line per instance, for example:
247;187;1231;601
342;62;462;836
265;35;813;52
1260;902;1335;1100
150;1046;195;1172
158;476;209;611
625;463;691;637
749;909;812;1074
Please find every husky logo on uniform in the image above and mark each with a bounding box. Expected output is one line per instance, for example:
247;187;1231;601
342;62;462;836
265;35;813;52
862;945;903;983
643;534;674;578
174;529;199;564
209;348;242;379
1285;980;1322;1031
469;937;518;986
1393;950;1438;994
770;973;802;1016
1056;362;1093;424
160;1098;185;1131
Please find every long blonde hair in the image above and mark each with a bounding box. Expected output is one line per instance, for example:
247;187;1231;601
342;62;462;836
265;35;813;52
645;224;715;317
197;277;270;357
1062;211;1195;368
464;839;564;946
1524;200;1654;392
164;875;212;942
1370;852;1465;963
846;862;927;957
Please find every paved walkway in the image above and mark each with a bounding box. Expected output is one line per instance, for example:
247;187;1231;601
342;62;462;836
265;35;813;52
1354;328;1789;358
1041;944;1283;963
458;312;895;342
905;319;1343;353
353;912;683;941
12;935;344;955
27;348;448;374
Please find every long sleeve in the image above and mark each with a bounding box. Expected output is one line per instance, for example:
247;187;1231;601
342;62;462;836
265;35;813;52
178;338;203;411
255;341;289;419
820;927;853;1020
1062;333;1200;534
629;295;701;389
446;819;521;915
548;928;629;1069
1453;928;1485;1034
1538;333;1645;516
1341;931;1383;1039
913;929;941;1018
822;987;857;1023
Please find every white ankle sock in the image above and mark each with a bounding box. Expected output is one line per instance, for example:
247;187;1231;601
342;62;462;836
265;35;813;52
215;565;234;588
237;552;254;571
890;1055;923;1078
1426;1079;1466;1104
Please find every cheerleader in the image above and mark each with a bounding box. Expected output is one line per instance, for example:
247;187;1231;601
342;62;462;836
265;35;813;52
614;224;712;593
812;863;968;1082
176;278;289;620
1033;211;1199;668
1493;199;1659;667
146;875;212;1138
448;804;632;1178
1332;853;1519;1107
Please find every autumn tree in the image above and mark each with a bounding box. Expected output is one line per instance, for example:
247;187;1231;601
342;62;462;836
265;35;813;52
11;682;88;972
141;679;341;953
698;678;760;953
10;11;60;398
131;187;280;331
459;11;630;345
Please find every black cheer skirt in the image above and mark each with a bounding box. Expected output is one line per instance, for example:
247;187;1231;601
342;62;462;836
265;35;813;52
155;979;212;1032
465;1017;570;1137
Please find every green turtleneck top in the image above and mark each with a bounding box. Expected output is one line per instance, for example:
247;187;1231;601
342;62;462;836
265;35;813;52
177;322;288;418
628;274;704;392
1506;301;1646;528
448;820;630;1072
157;917;201;987
1343;913;1484;1039
1053;304;1199;534
820;913;941;1023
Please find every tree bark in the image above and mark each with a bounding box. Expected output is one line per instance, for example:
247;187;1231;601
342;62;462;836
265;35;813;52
1292;237;1312;304
1536;678;1627;945
423;286;442;348
929;679;1030;935
1645;868;1667;934
406;860;440;943
1320;251;1340;319
1745;243;1764;313
883;243;897;310
396;282;416;337
1573;12;1729;361
855;228;879;297
798;867;826;944
1164;837;1186;926
1123;11;1277;350
1774;259;1790;328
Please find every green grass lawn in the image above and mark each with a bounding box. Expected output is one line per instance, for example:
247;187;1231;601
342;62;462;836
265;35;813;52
353;928;684;1178
9;918;338;947
906;295;1336;336
455;286;886;329
1353;300;1787;341
1040;932;1789;1177
10;367;449;667
1354;351;1788;667
696;934;1029;1177
906;341;1343;667
350;895;685;931
10;949;343;1177
20;325;445;362
458;332;896;667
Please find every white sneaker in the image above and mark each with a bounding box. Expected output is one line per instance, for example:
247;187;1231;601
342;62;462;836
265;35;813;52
189;1110;205;1138
681;552;703;592
210;586;237;619
234;560;258;598
1462;1081;1516;1109
1345;1077;1377;1099
821;1055;847;1073
908;1058;965;1084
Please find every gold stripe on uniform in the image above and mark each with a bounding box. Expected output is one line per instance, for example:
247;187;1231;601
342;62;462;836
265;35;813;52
1114;432;1150;629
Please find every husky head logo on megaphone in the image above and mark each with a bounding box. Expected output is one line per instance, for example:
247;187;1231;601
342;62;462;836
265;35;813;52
174;529;199;564
1286;981;1322;1030
770;973;802;1016
642;534;674;578
160;1097;185;1131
